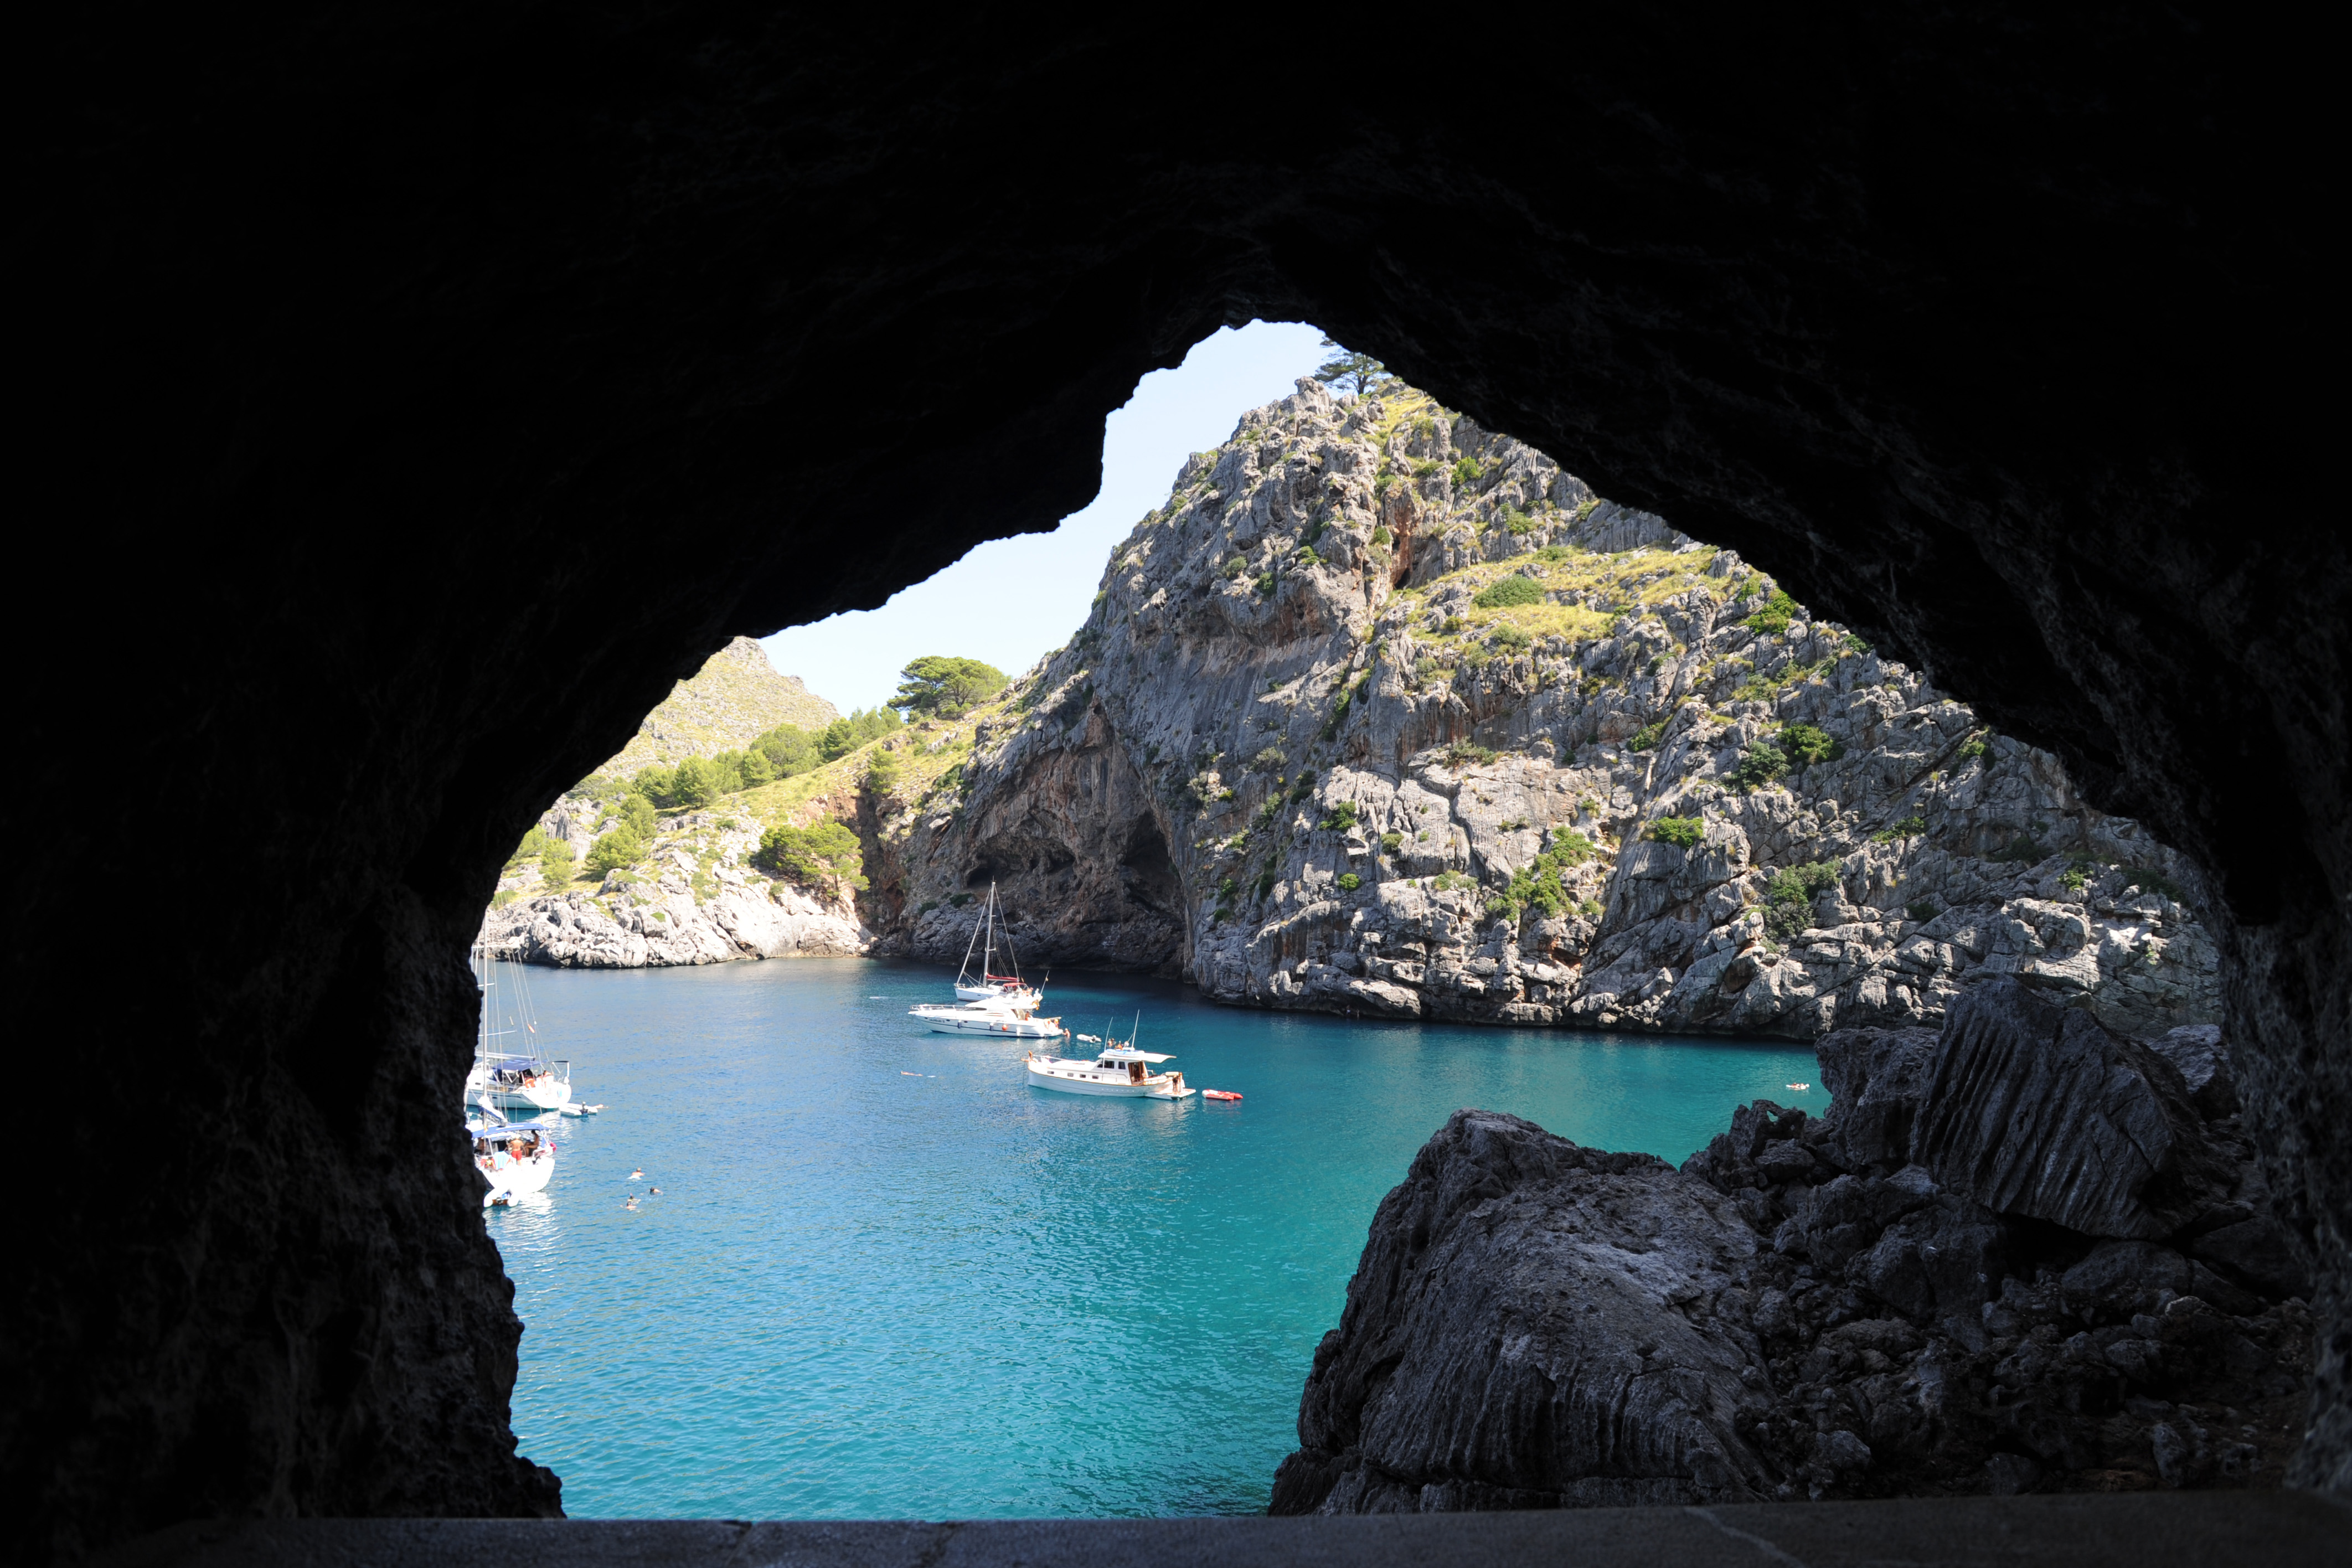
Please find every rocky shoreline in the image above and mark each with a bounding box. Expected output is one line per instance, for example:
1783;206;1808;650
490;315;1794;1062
1269;979;2312;1510
479;812;871;967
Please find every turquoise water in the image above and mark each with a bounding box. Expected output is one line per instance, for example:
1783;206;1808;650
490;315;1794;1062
487;960;1817;1518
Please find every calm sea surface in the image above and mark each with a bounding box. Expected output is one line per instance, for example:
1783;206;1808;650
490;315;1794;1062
486;958;1817;1518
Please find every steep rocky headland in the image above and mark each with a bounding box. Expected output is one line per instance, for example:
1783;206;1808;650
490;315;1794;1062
863;378;2216;1042
1268;979;2313;1509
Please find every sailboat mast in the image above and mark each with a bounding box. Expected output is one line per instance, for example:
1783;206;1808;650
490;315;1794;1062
982;883;997;981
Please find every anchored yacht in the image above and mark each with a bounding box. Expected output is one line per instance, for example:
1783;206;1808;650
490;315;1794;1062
1025;1017;1193;1098
466;946;573;1112
910;996;1066;1038
951;883;1040;1005
469;1113;556;1205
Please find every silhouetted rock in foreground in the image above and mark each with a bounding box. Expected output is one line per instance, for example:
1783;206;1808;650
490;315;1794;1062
1273;979;2313;1513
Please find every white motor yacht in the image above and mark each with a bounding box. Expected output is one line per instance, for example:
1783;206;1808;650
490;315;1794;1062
467;946;574;1112
910;997;1066;1039
1026;1044;1193;1098
1026;1017;1193;1098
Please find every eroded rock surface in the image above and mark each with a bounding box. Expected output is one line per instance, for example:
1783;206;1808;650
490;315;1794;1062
874;382;2217;1045
1275;980;2313;1513
479;813;870;966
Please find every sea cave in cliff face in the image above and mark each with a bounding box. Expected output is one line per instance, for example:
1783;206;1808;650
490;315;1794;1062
8;8;2338;1562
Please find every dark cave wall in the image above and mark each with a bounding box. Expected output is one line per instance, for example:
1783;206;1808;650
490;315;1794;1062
9;6;2339;1556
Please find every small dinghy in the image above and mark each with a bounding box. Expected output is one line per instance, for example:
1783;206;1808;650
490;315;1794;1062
1201;1090;1242;1102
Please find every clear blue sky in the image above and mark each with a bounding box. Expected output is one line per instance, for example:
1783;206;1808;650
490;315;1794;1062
762;320;1332;713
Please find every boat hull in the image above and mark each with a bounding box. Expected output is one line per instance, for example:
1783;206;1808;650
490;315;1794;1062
918;1010;1064;1039
1025;1061;1193;1098
477;1147;555;1205
466;1062;571;1111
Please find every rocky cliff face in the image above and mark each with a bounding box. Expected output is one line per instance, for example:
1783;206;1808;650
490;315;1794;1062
1271;980;2313;1512
479;809;871;967
870;381;2216;1041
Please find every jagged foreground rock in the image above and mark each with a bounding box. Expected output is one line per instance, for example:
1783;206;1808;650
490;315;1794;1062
871;380;2216;1040
1270;979;2313;1512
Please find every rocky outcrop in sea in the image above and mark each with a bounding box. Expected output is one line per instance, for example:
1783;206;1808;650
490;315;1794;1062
869;379;2216;1040
1268;979;2313;1511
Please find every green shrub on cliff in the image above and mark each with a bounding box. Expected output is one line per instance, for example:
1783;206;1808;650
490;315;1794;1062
1335;873;1362;893
584;827;643;878
1763;860;1840;941
1645;816;1704;849
754;821;868;894
1473;574;1543;609
1745;591;1799;636
1728;740;1788;790
1486;828;1597;921
756;723;819;777
819;705;902;761
1778;721;1843;766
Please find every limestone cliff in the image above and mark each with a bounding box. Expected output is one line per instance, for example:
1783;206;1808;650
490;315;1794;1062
866;380;2217;1040
478;807;872;967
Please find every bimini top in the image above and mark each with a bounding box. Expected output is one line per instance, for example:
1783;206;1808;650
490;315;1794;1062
1096;1047;1171;1063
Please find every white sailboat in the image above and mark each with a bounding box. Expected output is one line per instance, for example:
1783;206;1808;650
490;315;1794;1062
952;884;1039;1005
911;883;1065;1036
1025;1014;1193;1098
466;946;573;1112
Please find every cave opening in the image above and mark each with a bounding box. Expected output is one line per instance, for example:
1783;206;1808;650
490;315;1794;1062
13;12;2339;1558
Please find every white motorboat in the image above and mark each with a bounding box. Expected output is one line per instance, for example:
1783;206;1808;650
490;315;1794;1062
467;946;574;1112
1025;1015;1193;1098
469;1113;557;1205
951;883;1041;1005
910;998;1066;1039
1026;1044;1193;1098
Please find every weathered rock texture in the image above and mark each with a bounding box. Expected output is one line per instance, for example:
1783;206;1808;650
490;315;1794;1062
1273;981;2314;1513
873;383;2216;1044
481;814;870;967
13;9;2338;1557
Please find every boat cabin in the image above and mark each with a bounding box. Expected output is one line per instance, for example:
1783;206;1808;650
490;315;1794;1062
468;1123;549;1168
1097;1046;1169;1084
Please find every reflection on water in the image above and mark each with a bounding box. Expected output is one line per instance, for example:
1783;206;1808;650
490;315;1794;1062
488;959;1816;1518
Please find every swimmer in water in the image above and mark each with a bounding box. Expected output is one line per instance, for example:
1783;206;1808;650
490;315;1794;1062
624;1195;638;1210
649;1186;662;1195
628;1167;644;1181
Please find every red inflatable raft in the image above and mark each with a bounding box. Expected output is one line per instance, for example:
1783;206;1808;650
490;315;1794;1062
1201;1090;1242;1101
